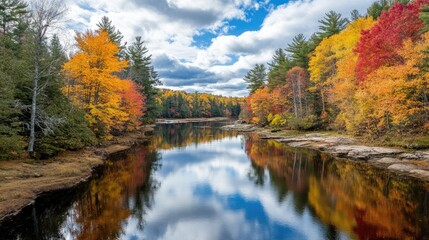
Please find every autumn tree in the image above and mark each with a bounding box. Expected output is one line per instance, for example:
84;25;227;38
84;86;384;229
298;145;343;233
120;80;145;131
309;17;376;124
355;0;429;82
244;64;267;93
63;30;140;136
325;17;376;131
286;67;309;118
355;34;429;135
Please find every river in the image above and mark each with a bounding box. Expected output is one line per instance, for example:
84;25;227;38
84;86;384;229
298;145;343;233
1;121;429;240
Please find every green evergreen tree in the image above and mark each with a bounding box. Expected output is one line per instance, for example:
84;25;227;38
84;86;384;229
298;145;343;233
366;0;391;19
35;35;96;156
0;49;24;158
286;34;312;68
96;16;123;46
267;48;293;89
127;36;161;124
244;64;267;94
350;9;361;21
0;0;28;53
0;0;27;35
314;11;348;44
420;5;429;33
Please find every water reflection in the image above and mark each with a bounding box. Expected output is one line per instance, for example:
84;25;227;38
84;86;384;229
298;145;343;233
1;122;429;240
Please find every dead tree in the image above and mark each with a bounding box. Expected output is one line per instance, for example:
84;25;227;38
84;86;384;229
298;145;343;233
28;0;66;152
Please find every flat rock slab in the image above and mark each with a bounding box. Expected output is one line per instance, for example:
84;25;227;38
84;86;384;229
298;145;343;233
328;145;403;160
279;135;356;145
374;157;401;164
388;164;418;172
221;124;256;132
410;169;429;180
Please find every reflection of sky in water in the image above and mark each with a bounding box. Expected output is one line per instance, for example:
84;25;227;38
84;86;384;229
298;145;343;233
120;137;349;240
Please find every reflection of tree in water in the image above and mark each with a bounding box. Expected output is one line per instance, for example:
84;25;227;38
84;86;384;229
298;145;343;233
128;148;161;230
244;133;429;240
63;143;161;240
154;122;238;150
248;160;266;187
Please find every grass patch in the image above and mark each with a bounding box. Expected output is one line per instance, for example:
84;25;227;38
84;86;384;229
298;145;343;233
383;135;429;149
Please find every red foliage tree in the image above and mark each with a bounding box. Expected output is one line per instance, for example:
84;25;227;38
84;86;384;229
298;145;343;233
121;80;146;130
355;0;429;82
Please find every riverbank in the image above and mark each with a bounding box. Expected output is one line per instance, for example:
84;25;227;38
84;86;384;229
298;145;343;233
0;126;154;222
222;123;429;182
156;117;229;124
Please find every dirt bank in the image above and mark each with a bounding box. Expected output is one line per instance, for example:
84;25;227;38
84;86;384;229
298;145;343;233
222;123;429;182
0;126;154;222
156;117;229;124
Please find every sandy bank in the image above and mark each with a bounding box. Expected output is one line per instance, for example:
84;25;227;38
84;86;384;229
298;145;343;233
0;126;154;221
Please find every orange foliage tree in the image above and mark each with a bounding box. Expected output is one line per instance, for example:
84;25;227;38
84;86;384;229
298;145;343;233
355;34;429;134
63;31;145;136
355;0;429;82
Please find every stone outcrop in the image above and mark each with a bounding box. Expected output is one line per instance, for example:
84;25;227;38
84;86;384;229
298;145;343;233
222;123;429;181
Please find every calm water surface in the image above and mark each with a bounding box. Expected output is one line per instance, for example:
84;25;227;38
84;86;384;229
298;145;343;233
1;122;429;240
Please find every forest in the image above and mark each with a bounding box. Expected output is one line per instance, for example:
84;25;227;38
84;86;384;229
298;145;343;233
0;0;238;159
240;0;429;145
158;90;242;118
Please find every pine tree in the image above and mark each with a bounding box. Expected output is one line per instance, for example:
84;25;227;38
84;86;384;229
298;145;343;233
0;49;24;158
0;0;28;52
286;34;312;68
366;0;391;19
0;0;27;35
36;35;95;156
267;48;293;89
244;64;267;94
127;36;161;124
314;11;348;43
96;16;123;46
351;9;361;21
420;5;429;33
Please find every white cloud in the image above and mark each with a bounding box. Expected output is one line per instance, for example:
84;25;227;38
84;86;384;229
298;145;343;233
57;0;374;96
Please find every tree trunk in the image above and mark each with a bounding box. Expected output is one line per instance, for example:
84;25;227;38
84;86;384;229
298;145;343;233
28;47;40;152
321;88;326;113
297;76;303;117
292;79;298;118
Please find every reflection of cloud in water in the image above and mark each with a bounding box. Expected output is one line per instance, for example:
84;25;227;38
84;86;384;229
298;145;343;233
120;136;328;240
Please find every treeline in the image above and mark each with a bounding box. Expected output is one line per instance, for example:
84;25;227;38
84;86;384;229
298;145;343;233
0;0;159;158
241;0;429;139
159;90;242;118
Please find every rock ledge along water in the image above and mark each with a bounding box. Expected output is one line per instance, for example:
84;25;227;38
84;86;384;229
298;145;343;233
221;123;429;181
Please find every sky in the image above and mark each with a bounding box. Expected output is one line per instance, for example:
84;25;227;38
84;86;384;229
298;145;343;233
58;0;375;97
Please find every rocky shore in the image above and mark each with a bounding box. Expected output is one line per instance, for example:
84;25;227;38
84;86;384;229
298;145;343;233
0;126;154;222
222;123;429;182
156;117;229;124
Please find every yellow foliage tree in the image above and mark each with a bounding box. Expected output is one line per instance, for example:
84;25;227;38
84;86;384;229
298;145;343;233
356;34;429;134
63;31;131;136
309;17;377;130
